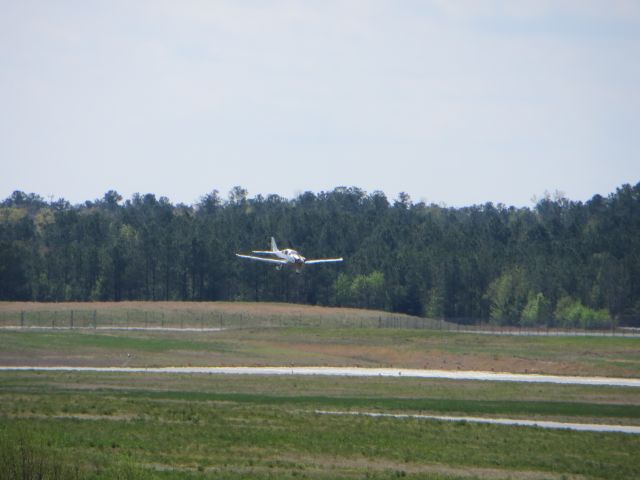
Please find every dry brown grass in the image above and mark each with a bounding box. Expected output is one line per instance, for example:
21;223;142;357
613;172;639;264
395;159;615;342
277;342;556;372
0;301;414;319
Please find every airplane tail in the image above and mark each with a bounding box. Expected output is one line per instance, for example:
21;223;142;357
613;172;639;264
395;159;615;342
271;237;278;252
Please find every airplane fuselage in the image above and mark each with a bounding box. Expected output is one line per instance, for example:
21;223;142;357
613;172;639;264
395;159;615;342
237;237;343;273
276;249;306;264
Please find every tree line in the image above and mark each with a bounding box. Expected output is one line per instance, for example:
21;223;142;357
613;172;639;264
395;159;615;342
1;184;639;327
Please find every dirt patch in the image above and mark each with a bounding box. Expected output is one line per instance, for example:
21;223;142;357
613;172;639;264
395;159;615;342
9;413;138;422
273;453;585;480
140;454;583;480
262;342;612;377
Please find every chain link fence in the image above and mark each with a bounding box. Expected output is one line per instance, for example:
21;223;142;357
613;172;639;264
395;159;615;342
1;309;638;337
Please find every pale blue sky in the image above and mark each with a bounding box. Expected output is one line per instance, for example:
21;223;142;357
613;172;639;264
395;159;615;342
1;1;639;206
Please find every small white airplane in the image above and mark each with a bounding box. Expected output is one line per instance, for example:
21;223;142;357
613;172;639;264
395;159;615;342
236;237;343;273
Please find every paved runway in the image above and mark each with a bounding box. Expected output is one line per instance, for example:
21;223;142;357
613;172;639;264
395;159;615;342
2;365;640;387
314;410;640;435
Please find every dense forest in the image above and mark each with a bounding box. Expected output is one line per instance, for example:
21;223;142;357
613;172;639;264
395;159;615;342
1;184;639;327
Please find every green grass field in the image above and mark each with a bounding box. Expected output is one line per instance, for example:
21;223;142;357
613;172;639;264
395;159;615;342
2;372;640;479
1;302;640;479
1;325;639;377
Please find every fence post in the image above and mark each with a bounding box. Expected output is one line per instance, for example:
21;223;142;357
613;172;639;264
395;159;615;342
20;311;25;328
70;310;74;329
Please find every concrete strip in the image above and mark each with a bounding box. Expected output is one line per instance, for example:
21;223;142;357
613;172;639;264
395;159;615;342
3;325;639;337
0;326;224;332
454;329;640;338
1;366;639;387
314;410;640;434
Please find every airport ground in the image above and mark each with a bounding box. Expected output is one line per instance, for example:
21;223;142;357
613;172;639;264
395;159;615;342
1;302;639;479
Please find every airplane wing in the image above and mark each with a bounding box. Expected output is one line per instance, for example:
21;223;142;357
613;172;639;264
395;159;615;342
304;258;344;265
236;254;288;264
251;250;275;255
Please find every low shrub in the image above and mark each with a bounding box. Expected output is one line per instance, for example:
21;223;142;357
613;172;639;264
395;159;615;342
554;296;613;329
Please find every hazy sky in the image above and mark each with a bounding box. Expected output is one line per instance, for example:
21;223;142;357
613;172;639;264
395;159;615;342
2;1;639;207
